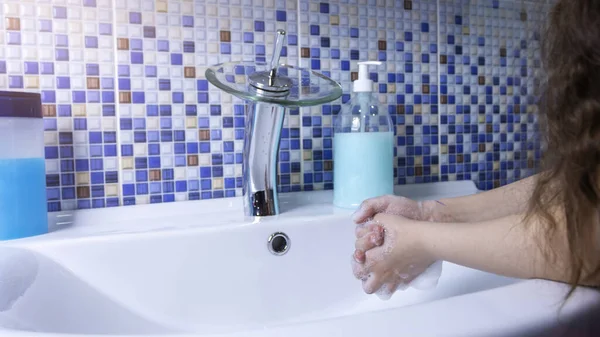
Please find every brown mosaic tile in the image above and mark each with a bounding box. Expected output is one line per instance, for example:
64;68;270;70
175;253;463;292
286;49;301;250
199;130;210;140
6;18;20;31
77;186;90;198
87;77;100;89
184;67;196;78
301;47;310;58
220;30;231;42
117;38;129;50
187;155;198;166
42;105;56;117
415;166;423;176
149;169;161;181
119;92;132;103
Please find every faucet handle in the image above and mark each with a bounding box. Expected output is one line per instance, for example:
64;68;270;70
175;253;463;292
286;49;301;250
268;29;286;86
248;29;292;94
269;30;286;71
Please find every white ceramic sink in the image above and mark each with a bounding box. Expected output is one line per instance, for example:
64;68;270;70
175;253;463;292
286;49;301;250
0;181;599;337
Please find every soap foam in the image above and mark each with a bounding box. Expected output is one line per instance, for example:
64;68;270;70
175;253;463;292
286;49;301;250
410;260;443;290
366;223;444;299
352;217;444;301
370;262;443;301
375;283;394;301
351;254;368;281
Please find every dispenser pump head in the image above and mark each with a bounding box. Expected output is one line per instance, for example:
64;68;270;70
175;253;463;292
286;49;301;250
353;61;382;93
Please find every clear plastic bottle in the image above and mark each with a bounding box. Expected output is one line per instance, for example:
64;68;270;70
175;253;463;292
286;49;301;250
333;61;394;209
0;92;48;240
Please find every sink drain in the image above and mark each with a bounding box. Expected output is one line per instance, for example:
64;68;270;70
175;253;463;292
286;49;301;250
267;232;290;256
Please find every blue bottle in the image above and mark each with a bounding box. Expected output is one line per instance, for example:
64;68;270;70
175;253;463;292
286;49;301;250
0;92;48;240
333;62;394;209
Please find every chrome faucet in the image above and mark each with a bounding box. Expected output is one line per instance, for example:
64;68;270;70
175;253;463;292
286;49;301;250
244;30;291;216
206;29;342;217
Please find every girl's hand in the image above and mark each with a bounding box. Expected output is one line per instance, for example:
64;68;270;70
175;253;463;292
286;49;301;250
352;195;448;225
352;213;437;295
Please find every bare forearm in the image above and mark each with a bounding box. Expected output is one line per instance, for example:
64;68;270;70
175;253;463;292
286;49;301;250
436;175;536;223
421;214;549;280
420;212;599;287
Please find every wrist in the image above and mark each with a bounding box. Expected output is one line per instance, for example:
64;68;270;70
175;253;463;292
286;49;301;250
413;220;443;262
414;221;448;261
420;200;454;223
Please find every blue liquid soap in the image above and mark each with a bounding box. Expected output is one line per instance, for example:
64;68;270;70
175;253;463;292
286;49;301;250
0;158;48;240
333;132;394;209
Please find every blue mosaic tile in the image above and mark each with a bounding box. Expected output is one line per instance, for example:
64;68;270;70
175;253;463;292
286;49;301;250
0;0;548;210
438;0;546;190
299;0;441;189
113;0;300;205
0;0;119;211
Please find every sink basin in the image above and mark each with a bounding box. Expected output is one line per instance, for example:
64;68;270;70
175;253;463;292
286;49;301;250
1;181;599;337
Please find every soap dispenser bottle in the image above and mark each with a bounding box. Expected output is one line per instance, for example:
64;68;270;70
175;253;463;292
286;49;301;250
333;61;394;209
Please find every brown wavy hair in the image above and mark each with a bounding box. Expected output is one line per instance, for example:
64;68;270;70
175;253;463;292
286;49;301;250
527;0;600;294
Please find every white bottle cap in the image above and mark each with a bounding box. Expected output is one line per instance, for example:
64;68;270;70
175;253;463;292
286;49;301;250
353;61;382;93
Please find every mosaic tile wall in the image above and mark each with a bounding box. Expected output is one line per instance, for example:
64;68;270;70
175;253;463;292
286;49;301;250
0;0;548;211
438;0;546;190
